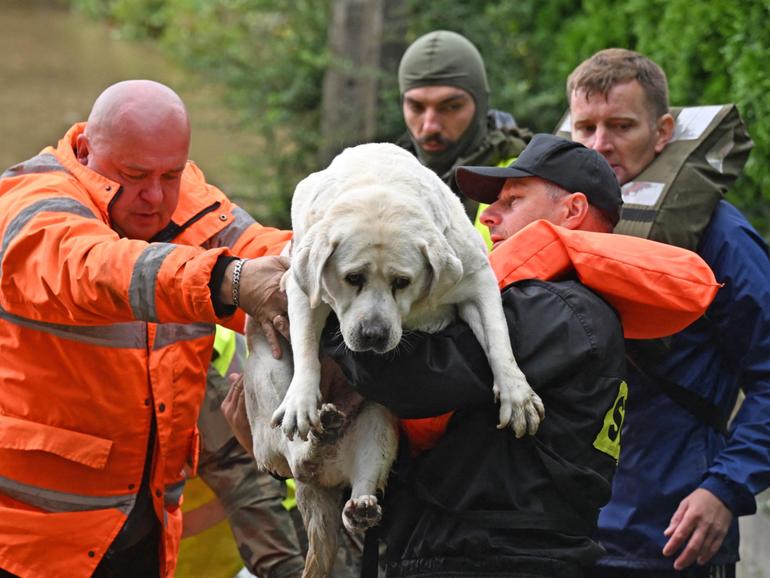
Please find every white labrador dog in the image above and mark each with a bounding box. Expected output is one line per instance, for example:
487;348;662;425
243;142;544;578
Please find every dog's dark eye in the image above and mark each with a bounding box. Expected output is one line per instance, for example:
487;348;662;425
345;273;365;287
392;276;411;290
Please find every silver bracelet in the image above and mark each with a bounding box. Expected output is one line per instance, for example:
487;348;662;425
231;258;248;308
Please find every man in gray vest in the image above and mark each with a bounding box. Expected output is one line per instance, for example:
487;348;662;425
566;48;770;578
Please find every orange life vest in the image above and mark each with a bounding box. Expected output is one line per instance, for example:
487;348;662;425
0;123;290;578
401;219;720;454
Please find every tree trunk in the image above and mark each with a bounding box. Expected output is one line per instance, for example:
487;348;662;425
319;0;406;165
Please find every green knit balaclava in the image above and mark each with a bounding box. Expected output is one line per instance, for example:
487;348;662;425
398;30;490;176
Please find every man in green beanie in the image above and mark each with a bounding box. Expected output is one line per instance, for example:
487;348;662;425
397;30;531;225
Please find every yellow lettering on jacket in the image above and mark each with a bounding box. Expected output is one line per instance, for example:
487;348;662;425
593;380;628;461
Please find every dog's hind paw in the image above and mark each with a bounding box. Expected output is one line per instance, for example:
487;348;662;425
310;403;345;445
342;494;381;532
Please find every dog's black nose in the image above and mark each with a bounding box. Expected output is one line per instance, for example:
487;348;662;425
357;321;390;352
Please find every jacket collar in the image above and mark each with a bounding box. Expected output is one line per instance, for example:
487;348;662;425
53;123;121;223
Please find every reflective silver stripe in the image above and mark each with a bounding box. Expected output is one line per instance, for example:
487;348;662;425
0;197;96;282
129;243;176;322
1;152;67;179
164;480;185;507
0;474;135;514
0;305;147;348
202;206;257;249
153;322;215;350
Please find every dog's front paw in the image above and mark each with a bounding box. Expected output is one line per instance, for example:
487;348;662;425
270;382;321;441
494;376;545;438
342;495;382;532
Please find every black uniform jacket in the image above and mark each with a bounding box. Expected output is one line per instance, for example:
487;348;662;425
323;278;626;578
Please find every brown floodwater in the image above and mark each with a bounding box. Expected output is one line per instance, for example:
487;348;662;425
1;0;263;204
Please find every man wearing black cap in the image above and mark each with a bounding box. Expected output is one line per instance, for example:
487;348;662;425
458;133;624;239
397;30;531;233
323;134;629;578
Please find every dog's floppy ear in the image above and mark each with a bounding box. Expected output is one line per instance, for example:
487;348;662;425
420;231;463;306
292;221;338;308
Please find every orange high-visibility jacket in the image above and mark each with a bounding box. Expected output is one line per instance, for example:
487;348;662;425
0;123;291;578
401;219;721;453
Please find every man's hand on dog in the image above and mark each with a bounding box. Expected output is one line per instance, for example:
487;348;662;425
222;255;291;358
222;373;254;454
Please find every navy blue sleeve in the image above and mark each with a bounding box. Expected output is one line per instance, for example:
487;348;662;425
698;202;770;514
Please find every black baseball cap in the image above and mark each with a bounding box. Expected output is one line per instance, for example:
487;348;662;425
456;133;623;225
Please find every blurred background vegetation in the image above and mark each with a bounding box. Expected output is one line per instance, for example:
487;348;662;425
67;0;770;236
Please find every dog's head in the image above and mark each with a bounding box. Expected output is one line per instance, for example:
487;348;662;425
292;196;463;354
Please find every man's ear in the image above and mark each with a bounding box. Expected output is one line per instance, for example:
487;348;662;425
75;133;90;166
654;113;675;153
559;192;590;230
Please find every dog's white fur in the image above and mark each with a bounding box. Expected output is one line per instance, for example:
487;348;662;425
243;143;544;578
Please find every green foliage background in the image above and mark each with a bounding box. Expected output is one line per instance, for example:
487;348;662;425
70;0;770;236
